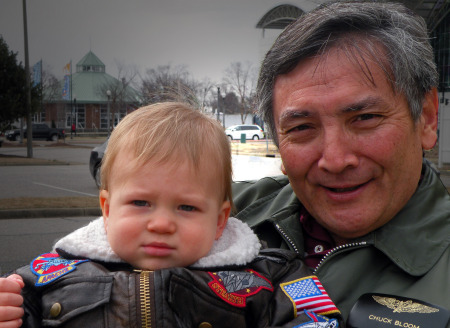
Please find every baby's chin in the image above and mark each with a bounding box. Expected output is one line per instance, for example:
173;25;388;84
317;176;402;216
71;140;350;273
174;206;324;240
132;260;197;271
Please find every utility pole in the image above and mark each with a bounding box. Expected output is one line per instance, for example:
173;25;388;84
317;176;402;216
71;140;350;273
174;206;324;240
22;0;33;158
107;90;111;138
217;87;220;122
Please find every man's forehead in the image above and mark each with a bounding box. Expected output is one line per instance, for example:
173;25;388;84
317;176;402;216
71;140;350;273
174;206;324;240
275;40;393;89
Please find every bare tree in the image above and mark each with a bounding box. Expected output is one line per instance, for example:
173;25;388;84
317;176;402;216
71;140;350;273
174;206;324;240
140;64;215;112
41;64;60;103
97;61;141;132
223;61;257;124
196;78;215;112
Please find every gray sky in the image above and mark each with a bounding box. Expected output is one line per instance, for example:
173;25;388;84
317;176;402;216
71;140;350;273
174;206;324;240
0;0;320;84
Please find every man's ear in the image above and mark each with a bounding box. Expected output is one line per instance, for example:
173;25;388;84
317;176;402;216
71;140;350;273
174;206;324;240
281;162;287;175
420;88;439;150
99;190;110;232
215;201;231;240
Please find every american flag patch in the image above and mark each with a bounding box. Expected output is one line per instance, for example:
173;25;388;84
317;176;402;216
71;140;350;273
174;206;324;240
281;275;340;316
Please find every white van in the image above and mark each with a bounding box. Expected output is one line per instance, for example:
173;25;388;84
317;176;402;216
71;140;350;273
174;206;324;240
225;125;264;140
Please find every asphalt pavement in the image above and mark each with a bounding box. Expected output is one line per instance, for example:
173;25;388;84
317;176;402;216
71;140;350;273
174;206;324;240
0;216;94;275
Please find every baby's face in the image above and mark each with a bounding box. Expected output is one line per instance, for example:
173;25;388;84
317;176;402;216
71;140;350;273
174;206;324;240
100;152;230;270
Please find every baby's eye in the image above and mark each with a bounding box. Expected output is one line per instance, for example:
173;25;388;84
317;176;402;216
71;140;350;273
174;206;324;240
132;200;148;207
179;205;196;212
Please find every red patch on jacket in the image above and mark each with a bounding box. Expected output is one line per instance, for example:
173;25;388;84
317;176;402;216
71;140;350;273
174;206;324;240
208;269;273;307
30;253;89;286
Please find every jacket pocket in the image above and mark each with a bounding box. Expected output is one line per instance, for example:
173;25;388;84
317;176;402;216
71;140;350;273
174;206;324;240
40;276;113;327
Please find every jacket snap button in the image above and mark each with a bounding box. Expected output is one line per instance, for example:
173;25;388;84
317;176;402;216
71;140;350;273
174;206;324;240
198;322;212;328
49;303;62;318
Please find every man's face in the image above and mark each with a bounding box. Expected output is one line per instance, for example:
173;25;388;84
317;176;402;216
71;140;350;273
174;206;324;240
100;150;230;270
273;48;437;244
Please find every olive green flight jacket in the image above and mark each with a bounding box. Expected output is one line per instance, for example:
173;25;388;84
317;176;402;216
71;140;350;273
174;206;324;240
232;160;450;326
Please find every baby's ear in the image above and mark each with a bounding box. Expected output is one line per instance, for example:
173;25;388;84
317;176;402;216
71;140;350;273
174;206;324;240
99;190;110;232
215;201;231;240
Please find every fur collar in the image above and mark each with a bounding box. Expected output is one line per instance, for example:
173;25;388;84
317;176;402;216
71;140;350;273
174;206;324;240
53;217;261;268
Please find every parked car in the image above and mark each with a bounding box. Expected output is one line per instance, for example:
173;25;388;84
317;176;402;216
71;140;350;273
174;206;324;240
225;124;264;140
5;123;65;141
89;141;107;188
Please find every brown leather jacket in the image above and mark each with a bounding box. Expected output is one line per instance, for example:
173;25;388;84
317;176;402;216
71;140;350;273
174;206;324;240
16;248;342;327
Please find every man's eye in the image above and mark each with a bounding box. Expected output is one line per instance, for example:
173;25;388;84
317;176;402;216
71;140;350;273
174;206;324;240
286;124;311;133
357;113;378;121
179;205;196;212
132;200;148;207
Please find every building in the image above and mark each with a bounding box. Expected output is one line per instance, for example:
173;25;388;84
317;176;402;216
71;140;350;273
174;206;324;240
43;51;141;132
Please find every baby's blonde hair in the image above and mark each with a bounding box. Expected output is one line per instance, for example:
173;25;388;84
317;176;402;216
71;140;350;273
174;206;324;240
101;102;233;206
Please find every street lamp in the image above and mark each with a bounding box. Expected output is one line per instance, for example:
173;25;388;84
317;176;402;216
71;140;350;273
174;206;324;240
71;97;76;139
106;90;111;138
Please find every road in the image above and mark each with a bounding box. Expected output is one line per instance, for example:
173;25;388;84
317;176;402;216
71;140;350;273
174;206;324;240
0;165;98;198
0;143;284;199
0;144;101;199
0;217;93;275
0;144;103;273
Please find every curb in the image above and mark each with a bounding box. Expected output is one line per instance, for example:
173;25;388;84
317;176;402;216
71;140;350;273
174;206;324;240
0;207;102;219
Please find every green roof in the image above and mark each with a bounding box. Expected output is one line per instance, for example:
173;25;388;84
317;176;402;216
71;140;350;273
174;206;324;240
72;71;118;103
47;51;142;104
76;51;105;68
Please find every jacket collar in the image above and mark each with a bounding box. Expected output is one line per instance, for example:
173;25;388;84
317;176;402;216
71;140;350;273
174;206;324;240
53;217;261;268
259;161;449;276
369;161;450;276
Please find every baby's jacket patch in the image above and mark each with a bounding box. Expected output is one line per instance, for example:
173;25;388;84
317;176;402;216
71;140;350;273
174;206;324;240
30;253;89;286
208;269;273;307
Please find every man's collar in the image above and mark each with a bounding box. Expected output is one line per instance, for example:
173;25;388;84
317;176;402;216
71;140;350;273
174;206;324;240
367;160;450;276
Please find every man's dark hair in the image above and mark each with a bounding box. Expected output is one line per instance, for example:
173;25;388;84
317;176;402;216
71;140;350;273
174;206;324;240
257;1;438;145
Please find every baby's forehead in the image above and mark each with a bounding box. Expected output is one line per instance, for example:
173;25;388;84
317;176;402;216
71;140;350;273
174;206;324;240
116;150;217;179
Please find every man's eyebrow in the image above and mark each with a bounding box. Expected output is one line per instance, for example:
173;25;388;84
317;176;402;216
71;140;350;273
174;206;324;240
279;109;311;124
278;97;385;124
343;96;382;113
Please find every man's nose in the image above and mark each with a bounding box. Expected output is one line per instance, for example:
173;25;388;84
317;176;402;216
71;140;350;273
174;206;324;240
146;209;176;234
317;129;359;173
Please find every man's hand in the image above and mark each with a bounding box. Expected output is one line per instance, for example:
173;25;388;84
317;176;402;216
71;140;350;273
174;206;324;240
0;274;24;328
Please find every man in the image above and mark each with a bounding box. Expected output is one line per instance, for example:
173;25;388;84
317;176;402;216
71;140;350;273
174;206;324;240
232;1;450;326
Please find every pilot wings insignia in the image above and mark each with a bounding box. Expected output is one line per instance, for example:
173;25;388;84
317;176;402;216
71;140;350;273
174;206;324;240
373;295;439;314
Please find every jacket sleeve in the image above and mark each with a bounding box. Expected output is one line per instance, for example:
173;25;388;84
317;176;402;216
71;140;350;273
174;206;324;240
14;265;43;328
232;176;290;214
14;260;117;328
252;248;343;327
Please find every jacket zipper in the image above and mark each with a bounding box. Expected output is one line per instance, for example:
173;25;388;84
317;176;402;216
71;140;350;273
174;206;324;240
275;223;368;274
313;242;368;274
135;270;153;328
275;223;300;254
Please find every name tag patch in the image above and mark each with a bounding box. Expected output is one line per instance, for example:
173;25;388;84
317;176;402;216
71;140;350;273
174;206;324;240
208;269;273;307
347;293;450;328
30;253;89;286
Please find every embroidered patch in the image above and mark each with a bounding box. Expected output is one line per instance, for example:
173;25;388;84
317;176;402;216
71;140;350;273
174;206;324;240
281;275;340;317
293;310;339;327
30;253;89;286
208;269;273;307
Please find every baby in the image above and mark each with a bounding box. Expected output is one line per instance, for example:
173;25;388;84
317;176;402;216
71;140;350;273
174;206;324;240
0;102;341;327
